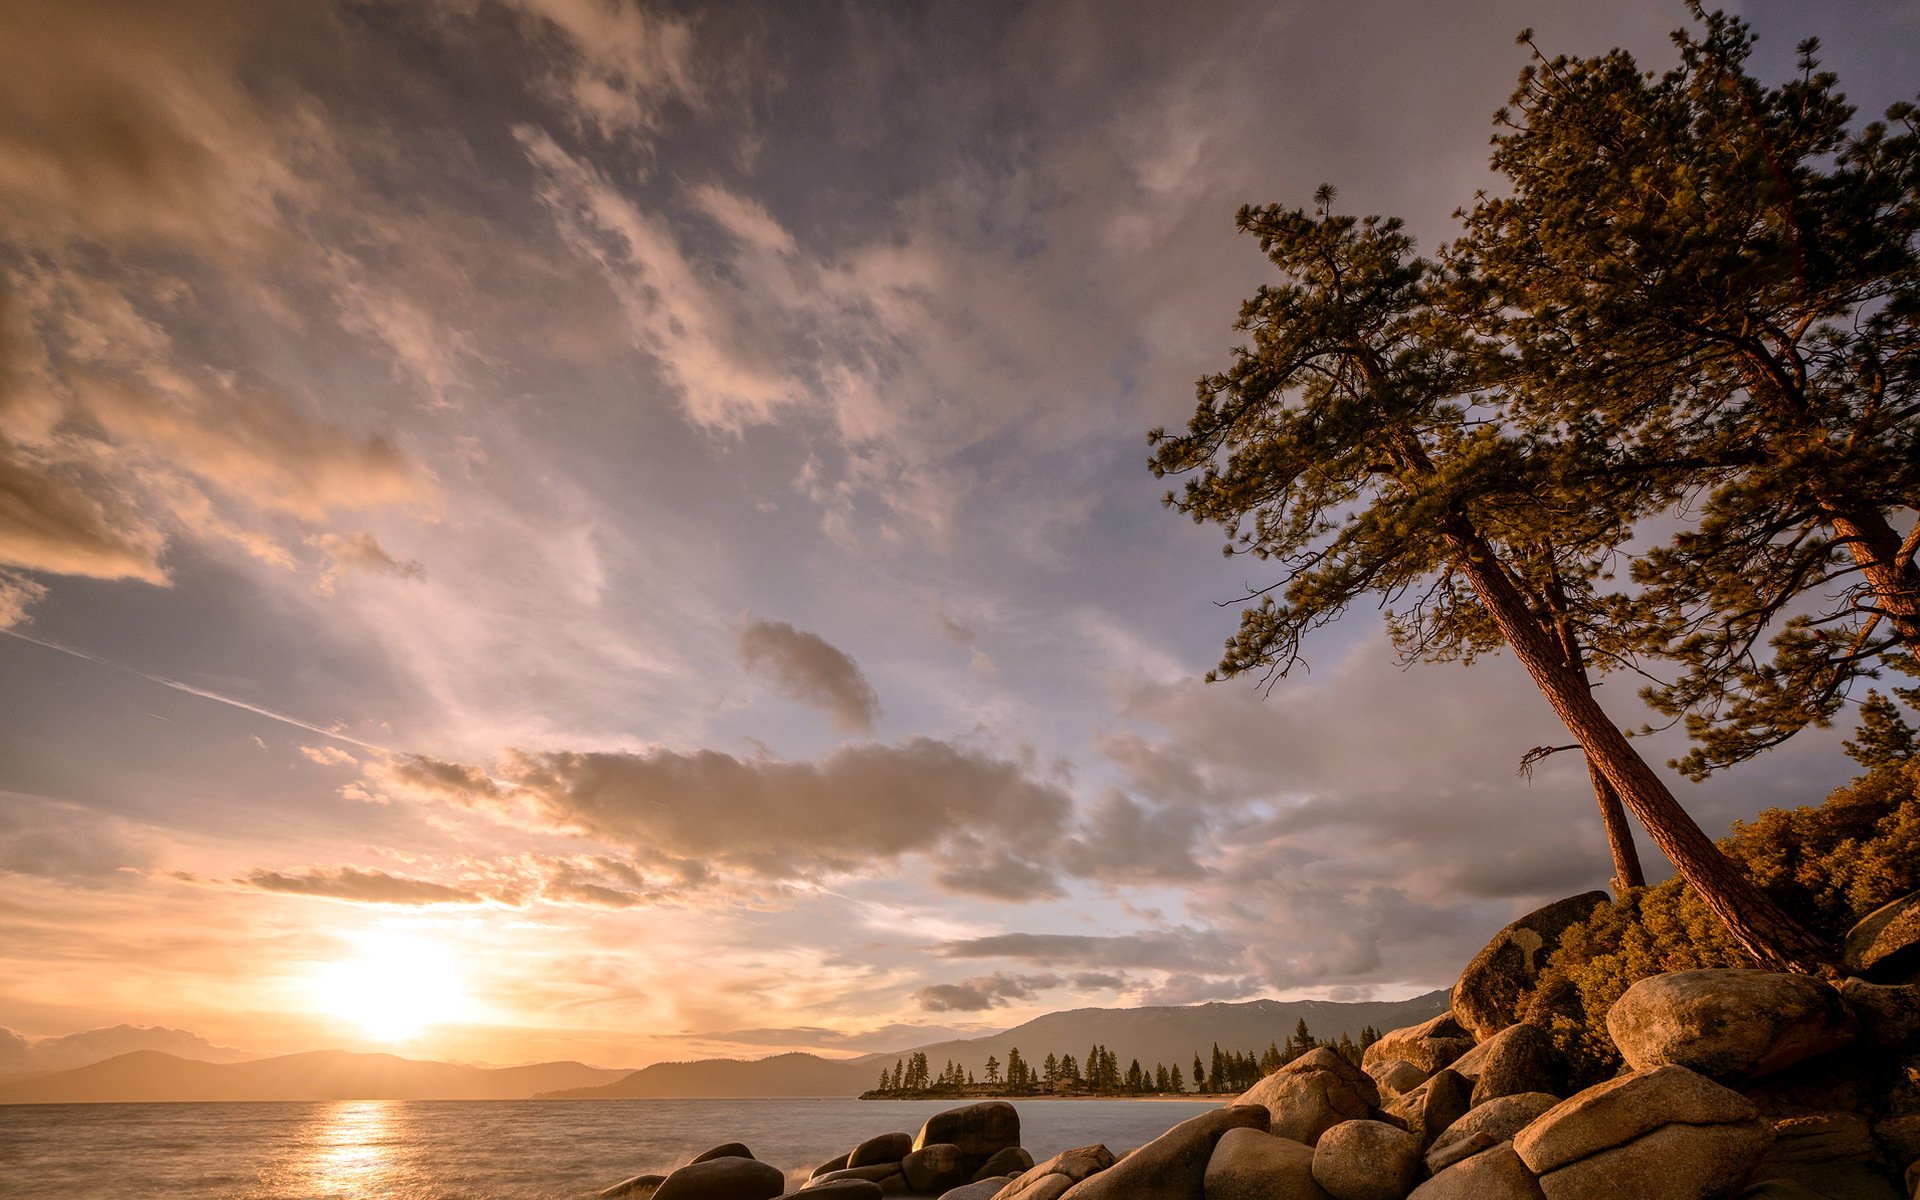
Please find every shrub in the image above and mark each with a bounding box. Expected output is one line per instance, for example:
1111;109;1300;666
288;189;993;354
1522;759;1920;1082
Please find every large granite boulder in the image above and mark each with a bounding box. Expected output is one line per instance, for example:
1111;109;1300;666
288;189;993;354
1202;1128;1329;1200
1845;892;1920;982
938;1183;1009;1200
1382;1067;1472;1149
1363;1013;1476;1075
972;1147;1034;1183
851;1133;914;1169
1745;1112;1902;1200
905;1145;972;1195
1425;1093;1561;1175
1366;1058;1430;1097
1310;1120;1421;1200
994;1145;1115;1200
813;1155;853;1179
654;1157;788;1200
1450;1022;1563;1105
797;1183;885;1200
1238;1047;1380;1146
1407;1144;1544;1200
806;1165;905;1192
1058;1105;1268;1200
602;1174;666;1199
918;1103;1021;1164
690;1143;754;1165
1453;892;1609;1040
1513;1065;1771;1200
1841;978;1920;1051
1607;970;1857;1084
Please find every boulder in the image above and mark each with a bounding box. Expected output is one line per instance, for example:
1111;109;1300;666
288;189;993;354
1842;979;1920;1051
1425;1093;1561;1175
1407;1143;1544;1200
1382;1067;1471;1148
1739;1183;1827;1199
797;1184;885;1200
1058;1105;1268;1200
1311;1120;1421;1200
1238;1047;1380;1146
1845;891;1920;982
808;1165;906;1190
939;1183;1010;1200
1364;1014;1477;1075
1747;1112;1903;1200
851;1133;915;1169
1450;1022;1562;1105
602;1174;666;1199
1366;1058;1431;1097
690;1143;754;1165
1201;1128;1329;1200
904;1145;971;1195
654;1157;788;1200
1452;892;1609;1040
995;1145;1115;1200
813;1155;853;1179
1514;1065;1771;1200
917;1102;1021;1163
972;1147;1034;1183
1607;970;1857;1084
1874;1114;1920;1170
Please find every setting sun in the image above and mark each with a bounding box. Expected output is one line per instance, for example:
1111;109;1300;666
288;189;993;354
307;931;475;1043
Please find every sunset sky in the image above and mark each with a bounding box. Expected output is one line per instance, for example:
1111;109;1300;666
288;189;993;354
2;0;1914;1070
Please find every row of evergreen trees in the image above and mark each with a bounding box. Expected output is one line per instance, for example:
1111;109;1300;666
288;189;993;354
862;1020;1381;1098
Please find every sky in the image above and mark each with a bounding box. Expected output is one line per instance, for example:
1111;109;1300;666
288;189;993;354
1;0;1914;1070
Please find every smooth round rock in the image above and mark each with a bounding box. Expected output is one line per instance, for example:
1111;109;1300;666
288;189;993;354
1203;1128;1329;1200
1363;1013;1476;1075
654;1157;786;1200
1407;1144;1543;1200
998;1145;1114;1200
915;1102;1020;1160
797;1183;885;1200
1382;1067;1471;1149
602;1173;666;1199
903;1144;969;1194
1237;1047;1380;1147
1451;1023;1563;1105
1425;1093;1559;1175
1311;1120;1421;1200
690;1142;754;1165
850;1132;913;1168
1452;892;1609;1040
936;1182;1008;1200
972;1146;1034;1183
1062;1106;1268;1200
1514;1066;1759;1176
1845;891;1920;981
1366;1058;1431;1097
1607;970;1857;1083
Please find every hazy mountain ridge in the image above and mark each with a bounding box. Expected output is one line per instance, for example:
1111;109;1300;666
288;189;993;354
0;992;1451;1103
545;991;1452;1100
0;1049;628;1104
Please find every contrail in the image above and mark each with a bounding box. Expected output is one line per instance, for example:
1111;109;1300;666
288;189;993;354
1;627;393;754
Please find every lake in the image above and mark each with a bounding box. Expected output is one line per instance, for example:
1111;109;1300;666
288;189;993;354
0;1097;1221;1198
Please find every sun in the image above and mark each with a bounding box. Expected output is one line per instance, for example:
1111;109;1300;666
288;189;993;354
308;929;476;1043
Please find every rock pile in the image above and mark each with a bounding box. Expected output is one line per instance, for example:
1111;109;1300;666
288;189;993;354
598;888;1920;1200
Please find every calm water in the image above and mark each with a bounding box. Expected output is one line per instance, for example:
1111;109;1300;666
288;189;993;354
0;1097;1219;1199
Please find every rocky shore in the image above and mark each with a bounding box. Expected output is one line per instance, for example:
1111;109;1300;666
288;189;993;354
600;888;1920;1200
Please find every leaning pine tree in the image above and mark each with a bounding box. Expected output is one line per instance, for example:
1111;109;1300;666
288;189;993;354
1149;191;1830;973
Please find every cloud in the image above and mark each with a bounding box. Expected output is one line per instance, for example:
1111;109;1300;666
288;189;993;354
914;971;1063;1012
0;571;45;628
469;0;702;137
240;867;486;906
936;928;1247;974
0;437;167;583
309;531;426;594
298;745;357;767
364;738;1072;897
738;619;881;733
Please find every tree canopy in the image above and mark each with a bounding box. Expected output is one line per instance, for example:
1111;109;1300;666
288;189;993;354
1152;6;1919;971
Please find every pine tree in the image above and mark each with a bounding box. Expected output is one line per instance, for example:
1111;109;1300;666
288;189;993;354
1193;1054;1206;1093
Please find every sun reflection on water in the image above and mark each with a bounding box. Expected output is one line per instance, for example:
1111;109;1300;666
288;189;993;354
292;1101;399;1197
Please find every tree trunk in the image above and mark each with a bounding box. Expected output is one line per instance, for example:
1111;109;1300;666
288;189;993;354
1588;761;1645;894
1445;525;1833;973
1826;508;1920;652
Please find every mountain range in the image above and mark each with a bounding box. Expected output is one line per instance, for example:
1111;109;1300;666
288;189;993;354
0;990;1450;1104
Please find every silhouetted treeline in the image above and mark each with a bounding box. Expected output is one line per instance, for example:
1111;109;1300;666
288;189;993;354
861;1020;1381;1098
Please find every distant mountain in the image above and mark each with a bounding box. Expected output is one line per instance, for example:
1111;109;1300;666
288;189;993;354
0;1049;627;1104
856;992;1454;1081
542;991;1451;1100
540;1051;875;1099
0;1024;259;1074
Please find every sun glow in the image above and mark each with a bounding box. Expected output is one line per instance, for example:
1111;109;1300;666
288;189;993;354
307;930;477;1043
